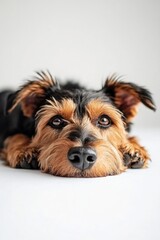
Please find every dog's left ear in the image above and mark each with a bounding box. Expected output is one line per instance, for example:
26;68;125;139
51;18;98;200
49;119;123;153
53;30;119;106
8;71;58;117
102;75;156;121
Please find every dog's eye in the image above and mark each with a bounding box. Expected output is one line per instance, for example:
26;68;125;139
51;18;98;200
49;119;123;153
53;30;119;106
97;115;111;128
48;115;68;129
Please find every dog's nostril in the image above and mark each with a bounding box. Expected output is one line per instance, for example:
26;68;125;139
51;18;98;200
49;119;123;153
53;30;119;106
70;154;80;163
86;155;95;163
68;147;97;170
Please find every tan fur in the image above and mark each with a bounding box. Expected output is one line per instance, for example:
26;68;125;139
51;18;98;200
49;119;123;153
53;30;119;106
4;134;31;167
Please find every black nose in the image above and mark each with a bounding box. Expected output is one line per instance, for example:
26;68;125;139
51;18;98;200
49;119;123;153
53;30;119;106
68;147;97;170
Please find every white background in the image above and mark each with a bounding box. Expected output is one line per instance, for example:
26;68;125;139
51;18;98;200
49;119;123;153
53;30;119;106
0;1;160;240
0;0;159;127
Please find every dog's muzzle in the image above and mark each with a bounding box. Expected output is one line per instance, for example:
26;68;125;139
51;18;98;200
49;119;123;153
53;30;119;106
68;147;97;170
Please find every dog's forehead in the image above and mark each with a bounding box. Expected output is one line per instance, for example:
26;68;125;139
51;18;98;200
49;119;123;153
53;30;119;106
46;88;112;117
73;90;112;117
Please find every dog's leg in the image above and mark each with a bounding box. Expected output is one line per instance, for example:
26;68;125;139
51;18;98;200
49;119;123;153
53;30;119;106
4;134;39;169
122;137;150;169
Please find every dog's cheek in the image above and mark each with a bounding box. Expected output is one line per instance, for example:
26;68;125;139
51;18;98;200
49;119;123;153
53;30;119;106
88;140;125;177
37;140;80;175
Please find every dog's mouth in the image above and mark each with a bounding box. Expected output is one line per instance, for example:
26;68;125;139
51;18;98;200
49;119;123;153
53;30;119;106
52;163;109;178
52;170;95;178
52;169;111;178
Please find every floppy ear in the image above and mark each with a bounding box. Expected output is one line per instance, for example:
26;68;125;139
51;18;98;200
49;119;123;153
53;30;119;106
8;71;58;117
103;75;156;122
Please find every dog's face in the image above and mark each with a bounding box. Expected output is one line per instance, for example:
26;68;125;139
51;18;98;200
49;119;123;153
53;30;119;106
8;72;155;177
34;90;127;177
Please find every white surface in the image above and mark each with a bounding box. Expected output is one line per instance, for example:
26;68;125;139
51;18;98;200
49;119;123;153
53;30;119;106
0;128;160;240
0;0;160;127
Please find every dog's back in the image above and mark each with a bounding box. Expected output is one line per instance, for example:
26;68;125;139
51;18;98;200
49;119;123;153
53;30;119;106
0;90;35;148
0;91;14;147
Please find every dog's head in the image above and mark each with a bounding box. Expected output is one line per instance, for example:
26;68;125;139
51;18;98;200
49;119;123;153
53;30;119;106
8;71;156;177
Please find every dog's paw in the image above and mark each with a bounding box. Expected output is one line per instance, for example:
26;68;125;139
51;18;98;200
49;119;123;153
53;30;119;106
16;148;39;169
123;150;150;169
122;137;150;169
123;148;150;169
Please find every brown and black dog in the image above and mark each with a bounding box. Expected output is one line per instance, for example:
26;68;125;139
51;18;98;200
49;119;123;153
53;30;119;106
0;71;156;177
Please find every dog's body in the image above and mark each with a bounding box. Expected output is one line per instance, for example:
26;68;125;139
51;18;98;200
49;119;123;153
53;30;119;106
0;72;156;177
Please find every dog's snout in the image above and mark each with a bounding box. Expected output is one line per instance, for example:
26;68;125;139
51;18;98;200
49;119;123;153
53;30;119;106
68;147;97;170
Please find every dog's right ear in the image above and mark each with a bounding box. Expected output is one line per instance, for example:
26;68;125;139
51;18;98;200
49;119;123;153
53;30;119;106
102;74;156;122
7;71;58;117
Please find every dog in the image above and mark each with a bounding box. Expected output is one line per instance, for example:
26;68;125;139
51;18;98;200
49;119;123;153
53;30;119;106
0;71;156;177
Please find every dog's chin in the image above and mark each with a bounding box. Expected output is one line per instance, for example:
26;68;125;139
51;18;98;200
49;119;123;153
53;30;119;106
51;172;106;178
48;168;117;178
